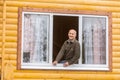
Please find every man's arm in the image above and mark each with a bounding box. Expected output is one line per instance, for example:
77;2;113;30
53;41;66;65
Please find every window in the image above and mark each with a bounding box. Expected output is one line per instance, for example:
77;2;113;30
18;8;112;71
82;16;107;64
22;13;49;63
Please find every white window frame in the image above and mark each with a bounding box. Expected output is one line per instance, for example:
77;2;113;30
18;9;111;71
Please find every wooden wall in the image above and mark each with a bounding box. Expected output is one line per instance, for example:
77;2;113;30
0;1;3;77
1;0;120;80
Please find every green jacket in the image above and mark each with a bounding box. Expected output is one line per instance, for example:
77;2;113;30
55;39;80;65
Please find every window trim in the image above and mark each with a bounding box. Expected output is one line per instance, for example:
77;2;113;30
18;8;112;71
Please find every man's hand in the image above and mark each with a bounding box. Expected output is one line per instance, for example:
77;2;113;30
52;61;58;66
63;62;69;67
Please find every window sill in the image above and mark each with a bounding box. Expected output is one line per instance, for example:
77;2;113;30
21;63;109;71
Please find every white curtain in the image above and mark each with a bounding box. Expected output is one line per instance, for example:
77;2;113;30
83;17;106;64
23;14;49;63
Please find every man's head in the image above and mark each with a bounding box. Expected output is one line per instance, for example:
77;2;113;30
68;29;77;40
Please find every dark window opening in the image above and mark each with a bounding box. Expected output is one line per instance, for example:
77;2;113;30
53;15;78;61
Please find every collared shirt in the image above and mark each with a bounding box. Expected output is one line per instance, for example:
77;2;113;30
55;39;80;65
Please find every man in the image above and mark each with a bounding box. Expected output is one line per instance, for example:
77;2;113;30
53;29;80;67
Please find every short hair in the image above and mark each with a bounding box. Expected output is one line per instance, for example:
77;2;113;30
69;29;77;34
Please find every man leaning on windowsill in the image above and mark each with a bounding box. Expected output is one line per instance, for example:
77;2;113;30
53;29;80;67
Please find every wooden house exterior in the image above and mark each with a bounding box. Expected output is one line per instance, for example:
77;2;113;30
0;0;120;80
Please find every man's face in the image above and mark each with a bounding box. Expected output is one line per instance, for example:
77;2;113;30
68;30;76;40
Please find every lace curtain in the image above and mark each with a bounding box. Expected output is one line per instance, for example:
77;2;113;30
82;17;106;64
23;14;49;63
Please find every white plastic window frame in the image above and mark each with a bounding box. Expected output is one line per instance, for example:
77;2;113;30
20;12;110;71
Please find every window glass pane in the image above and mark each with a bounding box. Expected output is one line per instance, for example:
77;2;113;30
22;13;49;63
82;16;106;64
